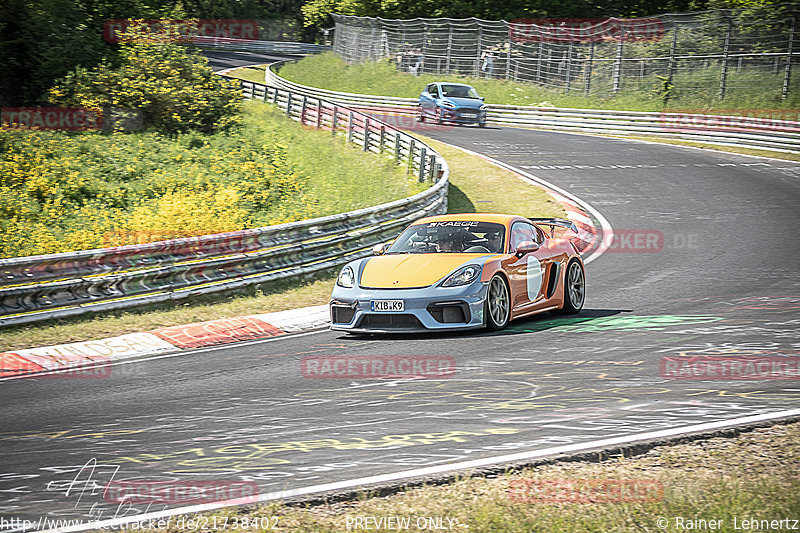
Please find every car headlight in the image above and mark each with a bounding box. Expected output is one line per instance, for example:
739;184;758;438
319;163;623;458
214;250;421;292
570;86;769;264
337;266;355;288
442;265;481;287
441;101;456;108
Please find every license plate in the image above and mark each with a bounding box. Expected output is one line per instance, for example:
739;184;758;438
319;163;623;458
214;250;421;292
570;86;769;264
461;112;476;117
371;300;404;312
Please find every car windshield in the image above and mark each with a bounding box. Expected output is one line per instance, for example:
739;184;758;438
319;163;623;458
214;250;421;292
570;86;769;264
441;85;480;99
386;222;506;254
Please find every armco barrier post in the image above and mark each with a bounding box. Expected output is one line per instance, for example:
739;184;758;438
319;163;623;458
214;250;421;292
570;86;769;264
300;95;307;124
418;146;426;181
395;133;401;163
364;118;370;151
316;101;322;129
407;139;415;176
347;111;354;144
286;93;292;117
379;125;386;153
332;106;338;135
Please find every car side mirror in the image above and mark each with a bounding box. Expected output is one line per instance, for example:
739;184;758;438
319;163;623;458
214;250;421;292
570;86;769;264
480;96;485;101
372;243;387;255
515;241;539;257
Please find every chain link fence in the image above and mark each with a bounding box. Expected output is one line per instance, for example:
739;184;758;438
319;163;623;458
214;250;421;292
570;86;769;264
332;6;799;103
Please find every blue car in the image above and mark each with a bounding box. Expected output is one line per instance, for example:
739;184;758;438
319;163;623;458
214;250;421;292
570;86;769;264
418;82;487;127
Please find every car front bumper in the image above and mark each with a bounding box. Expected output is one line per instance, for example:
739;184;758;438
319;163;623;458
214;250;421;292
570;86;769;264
443;108;486;124
330;281;488;333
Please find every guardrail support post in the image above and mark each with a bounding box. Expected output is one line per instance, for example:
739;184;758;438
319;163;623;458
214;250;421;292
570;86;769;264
286;93;292;117
395;133;402;164
347;111;354;144
364;119;370;151
332;106;338;135
300;95;308;124
379;126;386;153
428;155;436;181
407;139;415;175
418;147;427;181
316;101;322;129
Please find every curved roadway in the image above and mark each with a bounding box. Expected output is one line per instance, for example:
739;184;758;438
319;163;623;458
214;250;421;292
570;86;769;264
1;53;799;529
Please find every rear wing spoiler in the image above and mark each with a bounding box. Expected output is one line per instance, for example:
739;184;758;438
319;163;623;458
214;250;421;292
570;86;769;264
528;218;578;236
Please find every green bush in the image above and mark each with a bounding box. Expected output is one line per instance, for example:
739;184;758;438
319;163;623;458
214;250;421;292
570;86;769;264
49;23;242;134
0;102;422;258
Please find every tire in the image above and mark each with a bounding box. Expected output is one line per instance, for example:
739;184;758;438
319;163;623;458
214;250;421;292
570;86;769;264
557;259;585;314
485;274;511;330
478;120;486;128
418;107;425;122
435;107;444;125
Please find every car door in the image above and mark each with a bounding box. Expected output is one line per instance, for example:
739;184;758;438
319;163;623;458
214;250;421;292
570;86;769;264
503;221;552;311
420;84;436;115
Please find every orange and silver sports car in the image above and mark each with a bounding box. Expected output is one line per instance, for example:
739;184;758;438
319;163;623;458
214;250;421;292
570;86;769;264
330;214;585;333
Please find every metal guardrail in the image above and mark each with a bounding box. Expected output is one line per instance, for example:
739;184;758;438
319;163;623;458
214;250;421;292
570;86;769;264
266;62;800;154
0;82;449;328
190;36;329;55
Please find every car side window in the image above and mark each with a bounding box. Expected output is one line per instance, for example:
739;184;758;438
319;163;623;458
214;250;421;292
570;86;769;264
509;222;540;251
430;85;439;97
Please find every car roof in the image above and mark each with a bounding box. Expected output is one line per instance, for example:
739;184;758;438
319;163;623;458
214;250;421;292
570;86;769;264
432;82;473;88
413;213;525;226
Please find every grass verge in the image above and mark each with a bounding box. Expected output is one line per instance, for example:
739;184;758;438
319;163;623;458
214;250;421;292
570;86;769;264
125;421;800;532
276;53;800;113
0;132;564;351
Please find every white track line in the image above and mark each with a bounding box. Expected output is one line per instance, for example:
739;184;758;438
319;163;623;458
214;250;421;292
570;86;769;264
42;408;800;532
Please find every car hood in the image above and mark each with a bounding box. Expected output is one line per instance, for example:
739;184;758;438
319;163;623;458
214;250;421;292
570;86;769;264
360;254;485;289
442;97;483;109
